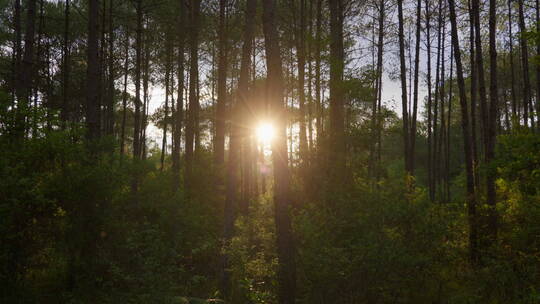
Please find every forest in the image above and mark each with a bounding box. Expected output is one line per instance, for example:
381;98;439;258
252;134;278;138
1;0;540;302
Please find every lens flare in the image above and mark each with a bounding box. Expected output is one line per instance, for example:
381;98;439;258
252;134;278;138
256;122;275;144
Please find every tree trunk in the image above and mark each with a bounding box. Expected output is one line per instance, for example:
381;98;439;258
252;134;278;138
161;38;172;171
291;0;308;166
397;0;411;176
106;0;114;137
215;0;228;167
410;0;421;175
15;0;37;139
328;0;346;181
486;0;499;244
172;0;186;191
133;0;142;159
86;0;100;142
120;28;129;158
426;0;434;200
61;0;70;127
315;0;322;147
262;0;296;302
185;0;201;191
518;0;534;127
448;0;479;265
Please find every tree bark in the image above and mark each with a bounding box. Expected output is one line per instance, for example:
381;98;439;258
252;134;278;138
410;0;421;175
15;0;37;139
328;0;346;181
262;0;297;302
172;0;186;191
397;0;410;176
185;0;201;191
518;0;534;127
215;0;228;167
120;28;129;158
448;0;479;264
86;0;100;142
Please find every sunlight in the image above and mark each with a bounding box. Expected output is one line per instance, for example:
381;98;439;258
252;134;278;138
256;122;275;144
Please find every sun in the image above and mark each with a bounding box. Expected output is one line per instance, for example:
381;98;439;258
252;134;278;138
256;122;275;144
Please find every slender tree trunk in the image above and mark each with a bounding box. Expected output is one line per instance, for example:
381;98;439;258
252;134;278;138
61;0;70;127
106;0;114;137
172;0;186;191
410;0;421;175
328;0;346;181
448;0;479;264
185;0;201;191
397;0;410;175
315;0;322;147
370;0;385;182
291;0;308;166
472;0;489;154
15;0;37;139
262;0;296;302
426;0;434;200
87;0;100;142
133;0;142;159
536;0;540;128
215;0;228;167
161;38;172;171
486;0;499;243
508;0;518;121
468;0;480;190
447;46;453;202
131;0;142;194
518;0;533;127
120;28;129;158
141;20;150;160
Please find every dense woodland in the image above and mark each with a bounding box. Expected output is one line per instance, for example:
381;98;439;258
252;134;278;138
1;0;540;302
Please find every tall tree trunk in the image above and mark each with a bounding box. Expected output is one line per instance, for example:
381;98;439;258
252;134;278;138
61;0;70;127
518;0;534;127
215;0;228;167
315;0;322;147
508;0;518;121
472;0;489;154
15;0;37;139
141;21;150;160
370;0;385;182
120;28;129;158
448;0;479;264
262;0;296;303
220;0;255;287
486;0;499;244
468;0;480;190
87;0;100;142
426;0;434;200
106;0;114;136
133;0;142;159
397;0;410;175
291;0;308;166
185;0;201;191
172;0;186;191
328;0;346;181
161;38;172;171
410;0;421;175
446;46;454;202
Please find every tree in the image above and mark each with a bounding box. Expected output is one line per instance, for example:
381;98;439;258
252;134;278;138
448;0;479;264
214;0;228;167
185;0;201;191
328;0;346;181
87;0;100;142
397;0;410;176
262;0;296;302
